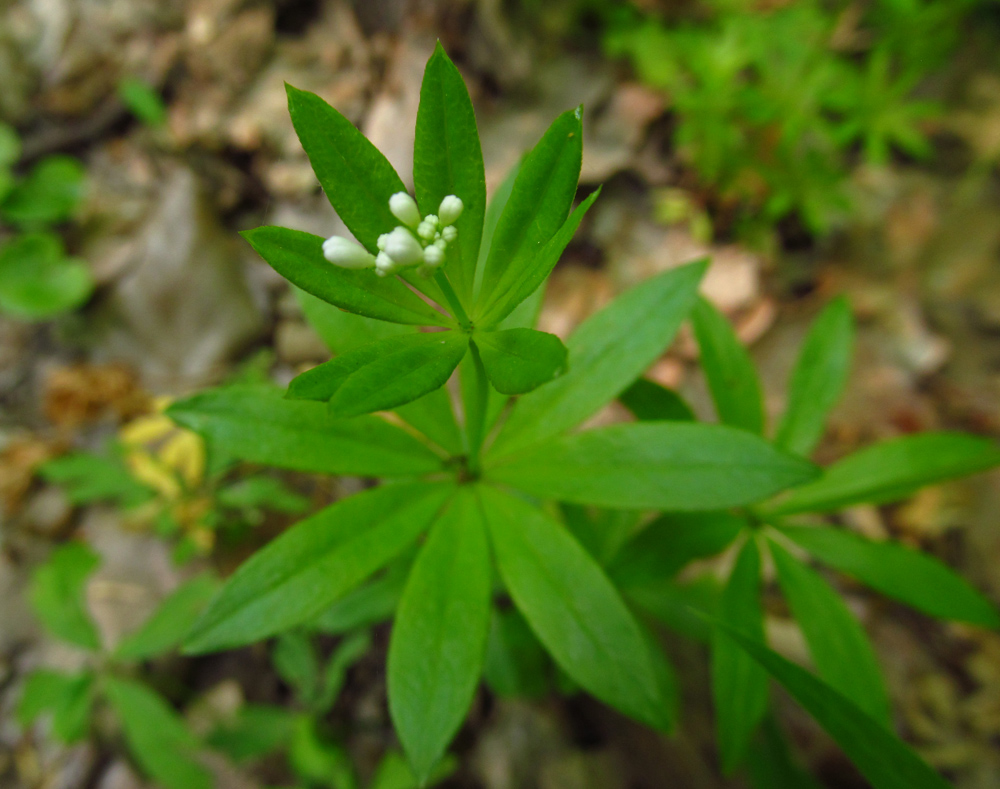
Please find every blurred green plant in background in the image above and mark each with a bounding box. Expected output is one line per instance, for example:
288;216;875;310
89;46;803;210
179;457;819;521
0;123;92;319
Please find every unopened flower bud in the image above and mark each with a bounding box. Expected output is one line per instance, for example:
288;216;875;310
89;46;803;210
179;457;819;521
376;233;390;251
322;236;376;269
417;216;438;241
383;227;424;266
438;195;464;226
423;244;444;267
441;225;457;243
375;251;396;276
389;192;421;228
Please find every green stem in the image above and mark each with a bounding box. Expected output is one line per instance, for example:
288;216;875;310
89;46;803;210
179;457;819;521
434;270;472;330
464;341;489;475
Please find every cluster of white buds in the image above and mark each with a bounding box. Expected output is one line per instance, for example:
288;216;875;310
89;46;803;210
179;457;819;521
322;192;463;278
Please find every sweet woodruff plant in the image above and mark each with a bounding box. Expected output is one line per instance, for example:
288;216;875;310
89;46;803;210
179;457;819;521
167;43;1000;788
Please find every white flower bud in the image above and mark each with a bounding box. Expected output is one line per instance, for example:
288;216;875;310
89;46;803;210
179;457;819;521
422;244;444;267
441;225;457;243
376;233;390;251
389;192;421;228
417;216;438;241
438;195;464;226
322;236;376;269
383;227;424;266
434;238;447;251
375;251;396;276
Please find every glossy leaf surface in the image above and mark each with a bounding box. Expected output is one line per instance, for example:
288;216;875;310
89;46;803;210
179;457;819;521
476;108;582;317
388;489;491;782
767;432;1000;515
489;260;707;456
242;226;448;326
488;422;818;510
691;296;765;434
474;328;567;395
779;526;1000;628
712;539;769;773
481;486;674;730
414;43;486;304
775;296;853;456
769;540;891;726
168;385;443;477
185;483;453;652
718;624;952;789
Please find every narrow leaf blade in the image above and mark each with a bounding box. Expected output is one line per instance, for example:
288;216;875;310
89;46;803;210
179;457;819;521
388;488;491;782
476;108;583;315
479;189;600;327
480;486;674;730
242;226;448;326
712;538;769;773
489;260;707;457
329;332;468;418
767;432;1000;515
716;624;953;789
769;539;891;727
474;328;567;395
286;84;405;253
691;296;765;434
184;483;453;653
779;525;1000;628
775;296;854;456
167;385;444;477
414;43;486;305
105;677;213;789
487;422;818;510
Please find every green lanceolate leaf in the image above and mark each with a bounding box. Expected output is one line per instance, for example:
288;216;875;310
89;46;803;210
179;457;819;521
487;422;818;510
768;539;891;727
716;624;953;789
29;542;101;651
243;226;449;326
490;260;707;457
609;512;746;588
185;483;454;652
475;108;583;316
296;287;416;354
712;538;769;773
473;328;567;395
767;432;1000;516
561;505;641;567
618;377;695;422
479;485;674;730
414;43;486;305
311;558;411;634
472;159;519;300
167;385;443;477
289;332;462;401
17;670;94;743
286;84;406;253
105;677;213;789
775;296;853;456
478;188;600;327
114;574;219;661
388;488;491;782
0;233;93;320
328;332;468;418
691;296;765;435
779;525;1000;628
